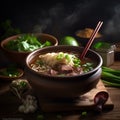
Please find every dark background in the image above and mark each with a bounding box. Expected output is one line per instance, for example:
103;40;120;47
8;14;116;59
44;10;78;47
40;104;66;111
0;0;120;42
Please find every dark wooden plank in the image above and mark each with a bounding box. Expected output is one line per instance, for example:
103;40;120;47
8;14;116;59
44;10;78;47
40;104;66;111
39;80;114;112
0;61;120;120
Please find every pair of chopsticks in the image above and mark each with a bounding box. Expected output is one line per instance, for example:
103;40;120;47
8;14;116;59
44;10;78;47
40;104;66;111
80;21;103;59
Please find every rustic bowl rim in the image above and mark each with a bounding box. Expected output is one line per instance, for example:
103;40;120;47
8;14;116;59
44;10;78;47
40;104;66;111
0;68;24;81
0;33;58;54
25;45;103;78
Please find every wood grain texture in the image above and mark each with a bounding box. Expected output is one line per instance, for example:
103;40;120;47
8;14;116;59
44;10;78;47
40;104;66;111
0;61;120;120
39;80;114;112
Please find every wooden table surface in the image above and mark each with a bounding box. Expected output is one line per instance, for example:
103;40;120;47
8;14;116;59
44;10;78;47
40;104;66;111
0;61;120;120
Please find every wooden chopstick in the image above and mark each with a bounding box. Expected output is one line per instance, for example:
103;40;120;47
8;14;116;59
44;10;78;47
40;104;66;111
80;21;103;59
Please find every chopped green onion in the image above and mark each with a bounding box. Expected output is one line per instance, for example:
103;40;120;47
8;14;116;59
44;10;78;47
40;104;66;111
101;66;120;87
37;114;44;120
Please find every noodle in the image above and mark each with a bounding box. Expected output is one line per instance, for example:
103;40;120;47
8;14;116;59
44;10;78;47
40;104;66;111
30;52;94;76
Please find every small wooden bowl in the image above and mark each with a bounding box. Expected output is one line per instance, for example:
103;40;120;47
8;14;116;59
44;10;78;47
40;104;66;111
75;28;103;47
0;68;24;81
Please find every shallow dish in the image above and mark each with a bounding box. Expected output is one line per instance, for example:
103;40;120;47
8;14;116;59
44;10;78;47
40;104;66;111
0;67;24;81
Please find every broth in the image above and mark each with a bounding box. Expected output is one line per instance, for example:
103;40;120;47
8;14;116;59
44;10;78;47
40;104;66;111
30;52;94;76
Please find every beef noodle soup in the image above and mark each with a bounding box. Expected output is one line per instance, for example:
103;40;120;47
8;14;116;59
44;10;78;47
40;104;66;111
30;52;94;76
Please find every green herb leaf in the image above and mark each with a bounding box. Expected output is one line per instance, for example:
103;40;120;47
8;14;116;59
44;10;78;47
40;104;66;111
5;34;52;52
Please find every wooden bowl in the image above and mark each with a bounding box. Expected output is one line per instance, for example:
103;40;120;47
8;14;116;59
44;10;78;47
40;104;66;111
0;33;58;67
25;45;103;99
0;67;24;81
75;28;103;47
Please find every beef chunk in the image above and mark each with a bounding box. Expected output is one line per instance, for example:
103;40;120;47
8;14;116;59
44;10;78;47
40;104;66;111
58;64;73;74
49;69;58;75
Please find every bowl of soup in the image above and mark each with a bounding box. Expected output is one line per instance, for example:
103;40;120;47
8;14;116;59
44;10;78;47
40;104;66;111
25;45;103;99
0;33;58;67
